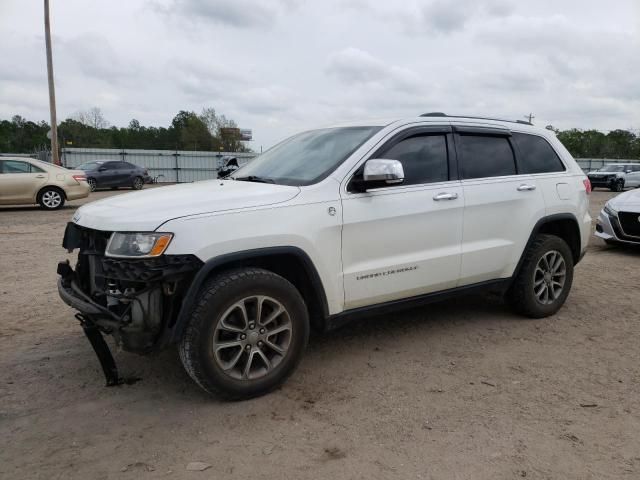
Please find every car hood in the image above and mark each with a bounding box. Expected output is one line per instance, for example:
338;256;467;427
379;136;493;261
609;189;640;209
73;180;301;231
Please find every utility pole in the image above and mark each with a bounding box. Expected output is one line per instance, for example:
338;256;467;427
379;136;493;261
44;0;60;165
524;113;535;124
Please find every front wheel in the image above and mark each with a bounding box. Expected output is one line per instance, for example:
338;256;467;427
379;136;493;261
506;234;574;318
87;178;97;191
611;180;624;192
179;268;310;400
132;176;144;190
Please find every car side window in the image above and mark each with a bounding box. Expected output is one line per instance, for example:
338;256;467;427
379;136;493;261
457;135;516;179
512;133;565;174
632;165;640;172
377;134;449;186
1;160;31;174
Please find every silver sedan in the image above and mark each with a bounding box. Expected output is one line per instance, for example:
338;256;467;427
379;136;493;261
595;189;640;245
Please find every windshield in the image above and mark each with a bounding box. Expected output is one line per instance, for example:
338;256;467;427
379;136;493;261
233;126;382;186
598;165;626;172
77;161;104;171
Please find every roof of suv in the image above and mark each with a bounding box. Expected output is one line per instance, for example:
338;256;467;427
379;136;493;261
327;113;546;134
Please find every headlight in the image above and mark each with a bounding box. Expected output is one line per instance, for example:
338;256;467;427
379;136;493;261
105;232;173;258
603;203;618;217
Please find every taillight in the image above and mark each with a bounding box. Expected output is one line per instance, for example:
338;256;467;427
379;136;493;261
72;174;87;183
583;178;591;194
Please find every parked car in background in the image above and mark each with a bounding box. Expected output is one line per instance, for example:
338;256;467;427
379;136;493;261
0;157;89;210
586;163;640;191
595;189;640;245
76;160;151;191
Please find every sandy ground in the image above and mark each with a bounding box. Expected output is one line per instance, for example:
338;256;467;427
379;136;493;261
1;186;639;480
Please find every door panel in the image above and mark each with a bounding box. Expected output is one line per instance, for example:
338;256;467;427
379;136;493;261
114;163;132;186
341;182;463;309
455;132;546;285
459;176;546;284
99;163;118;186
0;161;48;203
627;167;640;187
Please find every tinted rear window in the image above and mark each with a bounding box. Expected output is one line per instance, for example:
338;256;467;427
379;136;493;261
458;135;516;179
512;133;565;174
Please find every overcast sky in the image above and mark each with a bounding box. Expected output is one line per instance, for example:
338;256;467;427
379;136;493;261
1;0;638;149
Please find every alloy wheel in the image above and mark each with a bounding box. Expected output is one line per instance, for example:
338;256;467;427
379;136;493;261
533;250;566;305
213;295;292;380
88;178;97;191
41;190;62;209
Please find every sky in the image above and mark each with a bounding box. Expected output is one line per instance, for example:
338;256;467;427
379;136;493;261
1;0;639;150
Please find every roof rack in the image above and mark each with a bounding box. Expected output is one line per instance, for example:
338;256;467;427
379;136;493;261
420;112;532;126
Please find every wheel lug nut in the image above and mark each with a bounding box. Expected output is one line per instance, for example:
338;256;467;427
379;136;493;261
249;323;255;329
245;345;251;351
240;334;246;340
259;328;265;334
257;341;263;347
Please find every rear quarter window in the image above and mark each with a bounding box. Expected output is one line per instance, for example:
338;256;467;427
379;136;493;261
512;133;565;174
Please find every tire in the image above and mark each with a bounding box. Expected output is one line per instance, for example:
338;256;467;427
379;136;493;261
132;176;144;190
506;234;574;318
87;178;97;191
611;180;624;192
179;268;310;400
37;187;65;210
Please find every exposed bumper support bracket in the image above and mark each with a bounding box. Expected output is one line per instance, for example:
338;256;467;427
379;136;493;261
77;314;122;387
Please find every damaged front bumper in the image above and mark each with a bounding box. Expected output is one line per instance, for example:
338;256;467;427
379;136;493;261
57;222;202;385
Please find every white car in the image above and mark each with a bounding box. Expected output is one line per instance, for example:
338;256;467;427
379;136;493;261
57;113;592;399
586;163;640;192
595;189;640;245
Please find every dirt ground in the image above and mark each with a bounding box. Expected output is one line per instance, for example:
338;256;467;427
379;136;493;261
1;187;639;480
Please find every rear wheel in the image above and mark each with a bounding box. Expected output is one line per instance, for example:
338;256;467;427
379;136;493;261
38;187;65;210
179;268;309;400
506;234;574;318
132;176;144;190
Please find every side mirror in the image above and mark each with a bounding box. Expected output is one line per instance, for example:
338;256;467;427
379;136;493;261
626;170;633;174
363;159;404;184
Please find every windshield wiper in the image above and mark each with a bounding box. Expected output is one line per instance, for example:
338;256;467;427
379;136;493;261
234;175;275;184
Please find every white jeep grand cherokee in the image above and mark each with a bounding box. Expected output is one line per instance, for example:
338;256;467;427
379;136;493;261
58;113;592;399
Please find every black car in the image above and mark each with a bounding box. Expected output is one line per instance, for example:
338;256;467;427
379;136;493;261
76;161;152;191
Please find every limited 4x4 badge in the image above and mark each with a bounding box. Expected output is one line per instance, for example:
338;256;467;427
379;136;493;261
357;265;418;281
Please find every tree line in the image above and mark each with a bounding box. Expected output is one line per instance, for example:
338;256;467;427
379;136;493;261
0;107;251;154
2;109;640;159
